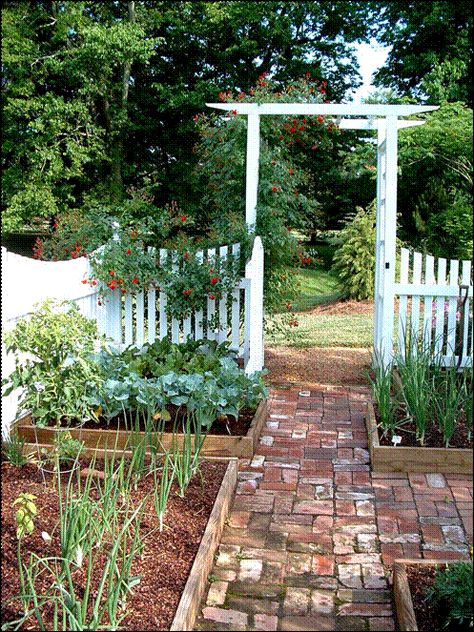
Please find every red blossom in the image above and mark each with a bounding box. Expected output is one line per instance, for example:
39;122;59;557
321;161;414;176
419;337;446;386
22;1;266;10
179;215;187;223
289;127;297;133
305;72;311;78
184;251;190;260
81;279;88;285
126;248;132;255
183;289;192;296
109;270;115;277
272;186;279;192
208;293;216;300
132;278;139;284
317;115;324;124
211;276;219;285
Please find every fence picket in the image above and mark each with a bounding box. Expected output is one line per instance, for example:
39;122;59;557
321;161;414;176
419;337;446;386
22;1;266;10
397;248;409;358
422;254;435;350
148;288;156;344
460;260;472;363
206;247;216;341
231;243;241;351
218;245;228;343
159;249;168;340
434;258;447;356
446;260;459;358
194;250;204;341
124;293;133;347
136;291;145;347
411;251;422;343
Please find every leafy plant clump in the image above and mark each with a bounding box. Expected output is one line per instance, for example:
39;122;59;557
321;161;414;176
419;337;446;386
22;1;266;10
2;299;106;428
427;560;473;629
331;202;377;301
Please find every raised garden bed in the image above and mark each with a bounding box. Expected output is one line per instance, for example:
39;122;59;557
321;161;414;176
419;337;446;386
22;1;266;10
1;456;238;631
14;399;268;459
365;400;473;474
393;558;472;632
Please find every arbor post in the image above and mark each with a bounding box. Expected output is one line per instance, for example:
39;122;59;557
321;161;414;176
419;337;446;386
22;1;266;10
245;113;260;229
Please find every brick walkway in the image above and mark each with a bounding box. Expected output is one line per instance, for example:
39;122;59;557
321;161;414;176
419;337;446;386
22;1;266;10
195;386;473;632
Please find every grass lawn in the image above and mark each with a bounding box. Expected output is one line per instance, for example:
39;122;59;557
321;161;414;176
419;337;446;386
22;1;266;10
284;266;342;312
266;312;373;348
266;266;373;348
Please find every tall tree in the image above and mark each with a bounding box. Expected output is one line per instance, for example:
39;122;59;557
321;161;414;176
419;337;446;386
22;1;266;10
371;1;473;105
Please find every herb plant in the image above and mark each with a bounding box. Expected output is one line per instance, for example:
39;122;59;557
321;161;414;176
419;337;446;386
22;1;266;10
427;560;473;629
2;299;105;427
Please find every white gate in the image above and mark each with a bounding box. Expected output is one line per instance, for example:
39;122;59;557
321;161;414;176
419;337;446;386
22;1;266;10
394;248;473;367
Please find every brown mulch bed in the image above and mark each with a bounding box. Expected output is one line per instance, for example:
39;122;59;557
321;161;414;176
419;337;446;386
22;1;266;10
406;564;471;632
265;345;371;386
377;406;473;449
1;459;227;631
305;299;374;316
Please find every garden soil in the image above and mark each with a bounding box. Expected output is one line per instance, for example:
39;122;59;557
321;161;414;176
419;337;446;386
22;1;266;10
1;460;227;631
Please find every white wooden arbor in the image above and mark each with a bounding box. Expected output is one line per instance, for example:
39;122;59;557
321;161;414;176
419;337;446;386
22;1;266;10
207;102;439;366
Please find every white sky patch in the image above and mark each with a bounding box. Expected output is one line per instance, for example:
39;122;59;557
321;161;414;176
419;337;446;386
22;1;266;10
352;41;390;102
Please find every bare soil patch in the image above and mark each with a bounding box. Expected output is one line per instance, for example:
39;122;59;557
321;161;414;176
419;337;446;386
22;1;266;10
304;299;374;316
265;345;370;386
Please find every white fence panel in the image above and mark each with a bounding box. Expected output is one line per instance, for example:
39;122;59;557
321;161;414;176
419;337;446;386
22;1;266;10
393;248;473;368
1;236;265;437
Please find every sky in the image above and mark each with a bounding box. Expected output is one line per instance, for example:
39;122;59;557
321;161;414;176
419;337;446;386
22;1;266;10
352;41;390;102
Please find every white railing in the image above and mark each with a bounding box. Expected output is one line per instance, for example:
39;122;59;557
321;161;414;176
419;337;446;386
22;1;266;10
1;238;264;438
394;247;473;367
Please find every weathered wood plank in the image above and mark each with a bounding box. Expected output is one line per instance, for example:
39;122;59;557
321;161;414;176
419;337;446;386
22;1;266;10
365;400;473;474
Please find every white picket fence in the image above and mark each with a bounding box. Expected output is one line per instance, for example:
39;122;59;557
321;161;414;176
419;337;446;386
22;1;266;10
394;247;473;367
1;238;264;438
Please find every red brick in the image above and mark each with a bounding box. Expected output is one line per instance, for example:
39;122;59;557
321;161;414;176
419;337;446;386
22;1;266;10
312;554;335;576
260;482;297;491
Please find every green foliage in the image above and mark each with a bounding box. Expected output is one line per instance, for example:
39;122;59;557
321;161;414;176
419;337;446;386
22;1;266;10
373;1;473;105
2;300;105;427
13;493;37;540
90;339;268;423
1;433;29;467
331;202;377;301
427;560;474;629
368;353;401;440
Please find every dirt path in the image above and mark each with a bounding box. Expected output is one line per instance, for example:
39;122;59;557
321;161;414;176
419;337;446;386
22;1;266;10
265;346;371;386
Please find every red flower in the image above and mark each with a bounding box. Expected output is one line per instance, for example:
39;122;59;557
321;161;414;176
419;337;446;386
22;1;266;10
317;115;324;124
211;276;219;285
132;278;139;284
272;186;279;192
299;125;305;131
231;109;237;116
126;248;132;255
91;280;97;286
305;72;311;78
81;279;88;285
208;293;216;300
289;168;294;175
121;289;127;295
109;270;115;277
183;289;192;296
271;160;277;166
289;127;297;133
184;251;190;260
179;215;187;223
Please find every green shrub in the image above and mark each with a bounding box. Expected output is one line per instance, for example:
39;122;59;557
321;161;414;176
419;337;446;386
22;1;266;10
331;202;377;300
427;560;473;629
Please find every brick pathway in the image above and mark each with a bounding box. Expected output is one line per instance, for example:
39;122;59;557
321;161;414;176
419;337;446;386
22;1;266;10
195;386;473;632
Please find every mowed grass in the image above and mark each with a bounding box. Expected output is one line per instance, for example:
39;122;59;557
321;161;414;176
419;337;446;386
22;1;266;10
266;266;373;348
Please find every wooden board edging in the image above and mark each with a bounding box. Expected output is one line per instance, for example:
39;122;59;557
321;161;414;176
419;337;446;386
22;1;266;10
365;400;473;474
170;458;238;632
393;559;454;632
15;399;268;459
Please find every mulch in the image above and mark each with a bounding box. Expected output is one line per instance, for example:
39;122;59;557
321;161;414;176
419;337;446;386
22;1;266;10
1;459;227;631
406;564;471;632
377;406;473;449
265;345;371;386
